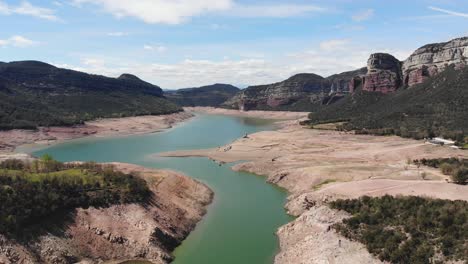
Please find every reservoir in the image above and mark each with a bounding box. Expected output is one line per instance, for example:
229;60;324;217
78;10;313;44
28;114;293;264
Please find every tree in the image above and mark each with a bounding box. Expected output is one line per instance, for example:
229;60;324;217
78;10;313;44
452;168;468;185
41;154;54;173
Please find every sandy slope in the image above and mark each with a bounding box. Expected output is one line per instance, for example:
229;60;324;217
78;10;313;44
0;163;213;264
159;117;468;264
0;111;193;153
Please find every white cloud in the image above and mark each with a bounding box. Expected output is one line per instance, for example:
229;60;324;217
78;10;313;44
71;0;325;24
107;32;128;37
319;39;350;52
73;0;232;24
0;1;60;21
228;3;325;18
143;44;167;53
428;6;468;18
352;9;374;22
0;35;38;48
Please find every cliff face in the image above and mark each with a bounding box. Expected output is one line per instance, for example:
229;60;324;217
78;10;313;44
402;37;468;86
223;73;327;111
223;69;366;111
362;53;402;94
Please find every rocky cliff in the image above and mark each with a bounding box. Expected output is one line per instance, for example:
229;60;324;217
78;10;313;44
223;69;366;111
361;53;402;94
223;73;326;111
402;37;468;86
356;36;468;94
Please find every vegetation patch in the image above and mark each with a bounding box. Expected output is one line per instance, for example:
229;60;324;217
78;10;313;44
0;156;151;237
414;158;468;185
312;179;337;190
330;195;468;264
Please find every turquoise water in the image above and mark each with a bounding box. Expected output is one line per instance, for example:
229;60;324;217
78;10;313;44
28;114;292;264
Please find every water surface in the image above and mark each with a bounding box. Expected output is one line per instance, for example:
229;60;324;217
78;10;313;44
28;114;292;264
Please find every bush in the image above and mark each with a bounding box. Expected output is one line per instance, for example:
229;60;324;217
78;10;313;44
440;163;456;175
452;168;468;184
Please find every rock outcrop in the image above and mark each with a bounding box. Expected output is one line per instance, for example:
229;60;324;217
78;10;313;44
362;53;402;94
403;37;468;86
356;37;468;93
223;69;367;111
0;164;213;264
223;73;327;111
326;67;367;94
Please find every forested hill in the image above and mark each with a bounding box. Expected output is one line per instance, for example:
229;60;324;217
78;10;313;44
307;66;468;141
0;61;181;130
165;83;240;107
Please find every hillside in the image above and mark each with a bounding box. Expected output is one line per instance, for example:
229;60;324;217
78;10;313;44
0;61;181;130
165;83;240;107
307;66;468;141
223;69;366;111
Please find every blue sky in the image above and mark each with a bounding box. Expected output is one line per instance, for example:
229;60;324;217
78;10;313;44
0;0;467;89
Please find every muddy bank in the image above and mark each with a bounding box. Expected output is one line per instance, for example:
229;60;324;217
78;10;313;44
0;112;193;153
159;119;468;264
0;163;213;264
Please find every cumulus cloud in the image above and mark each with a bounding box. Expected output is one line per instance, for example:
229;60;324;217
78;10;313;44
71;0;325;24
0;35;38;48
428;6;468;18
0;1;60;21
352;9;374;22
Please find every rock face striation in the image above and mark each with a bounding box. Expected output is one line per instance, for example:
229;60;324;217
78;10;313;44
223;73;327;111
402;37;468;86
223;69;366;111
362;53;402;94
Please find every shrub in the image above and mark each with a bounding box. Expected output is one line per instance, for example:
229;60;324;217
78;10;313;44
452;168;468;185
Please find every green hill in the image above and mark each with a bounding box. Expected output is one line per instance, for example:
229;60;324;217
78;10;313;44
0;61;181;130
165;83;240;107
306;66;468;141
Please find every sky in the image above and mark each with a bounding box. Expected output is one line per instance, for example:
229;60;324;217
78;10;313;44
0;0;467;89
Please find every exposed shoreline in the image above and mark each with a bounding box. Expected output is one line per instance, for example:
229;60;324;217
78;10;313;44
0;111;194;155
158;113;468;264
0;162;214;264
183;106;309;120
